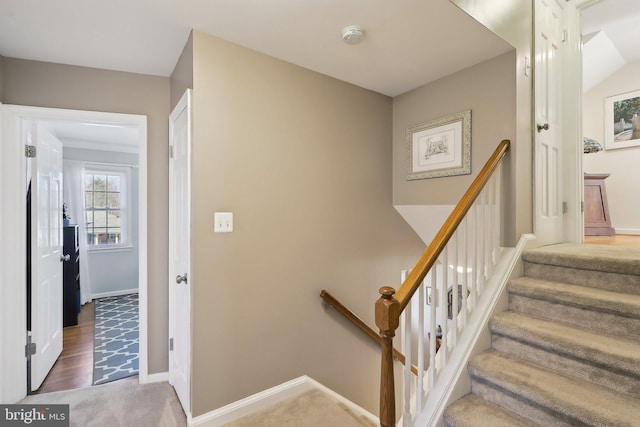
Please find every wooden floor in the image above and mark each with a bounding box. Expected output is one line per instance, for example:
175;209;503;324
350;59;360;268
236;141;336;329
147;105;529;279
33;302;95;394
584;234;640;247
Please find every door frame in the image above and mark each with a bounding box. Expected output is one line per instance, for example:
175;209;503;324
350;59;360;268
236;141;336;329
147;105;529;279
168;89;192;418
561;0;603;243
0;105;148;402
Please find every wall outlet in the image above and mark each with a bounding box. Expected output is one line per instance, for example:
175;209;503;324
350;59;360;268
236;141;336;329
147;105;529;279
214;212;233;233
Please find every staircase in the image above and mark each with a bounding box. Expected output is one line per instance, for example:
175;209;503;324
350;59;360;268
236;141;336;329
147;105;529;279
444;243;640;426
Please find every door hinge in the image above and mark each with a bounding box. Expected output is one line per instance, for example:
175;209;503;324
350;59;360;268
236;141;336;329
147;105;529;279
169;338;174;351
25;342;36;357
169;145;174;159
562;201;568;214
581;201;584;213
562;29;568;43
25;145;37;158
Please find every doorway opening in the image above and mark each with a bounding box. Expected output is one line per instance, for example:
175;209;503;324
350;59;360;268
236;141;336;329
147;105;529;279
1;105;149;399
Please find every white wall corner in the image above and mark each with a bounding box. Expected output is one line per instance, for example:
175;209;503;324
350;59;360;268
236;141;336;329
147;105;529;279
394;205;455;246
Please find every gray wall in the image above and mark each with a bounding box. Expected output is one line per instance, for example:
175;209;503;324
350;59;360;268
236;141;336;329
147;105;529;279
3;58;170;374
170;32;193;111
452;0;533;241
0;54;4;101
63;147;140;296
393;51;517;244
189;31;425;417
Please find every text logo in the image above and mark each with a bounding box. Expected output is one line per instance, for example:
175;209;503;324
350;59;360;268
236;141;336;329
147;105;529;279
0;405;69;427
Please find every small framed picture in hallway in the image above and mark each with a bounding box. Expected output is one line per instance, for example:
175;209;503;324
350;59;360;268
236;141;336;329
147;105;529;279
406;110;471;180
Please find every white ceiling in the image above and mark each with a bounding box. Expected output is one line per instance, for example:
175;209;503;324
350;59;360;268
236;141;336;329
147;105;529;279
3;0;636;146
0;0;513;98
581;0;640;91
42;120;140;153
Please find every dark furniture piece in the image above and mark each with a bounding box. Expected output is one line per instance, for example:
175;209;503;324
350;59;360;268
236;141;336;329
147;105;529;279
584;173;615;236
63;225;81;327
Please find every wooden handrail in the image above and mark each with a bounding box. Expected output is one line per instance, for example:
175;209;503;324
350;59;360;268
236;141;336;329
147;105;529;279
395;139;510;312
375;139;510;427
320;290;418;376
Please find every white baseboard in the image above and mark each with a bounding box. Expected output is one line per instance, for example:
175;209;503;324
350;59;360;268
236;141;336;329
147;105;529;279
189;375;378;427
142;372;169;384
91;288;138;299
615;228;640;236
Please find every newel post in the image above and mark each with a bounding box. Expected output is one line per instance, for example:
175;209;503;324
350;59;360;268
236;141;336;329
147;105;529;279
375;286;400;427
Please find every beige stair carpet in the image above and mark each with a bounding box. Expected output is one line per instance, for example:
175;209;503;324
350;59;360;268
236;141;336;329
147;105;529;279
444;243;640;427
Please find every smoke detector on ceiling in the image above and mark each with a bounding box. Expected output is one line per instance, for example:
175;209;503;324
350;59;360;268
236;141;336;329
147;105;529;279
341;26;365;45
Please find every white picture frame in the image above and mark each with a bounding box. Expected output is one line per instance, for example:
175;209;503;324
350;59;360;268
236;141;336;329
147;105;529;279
406;110;471;180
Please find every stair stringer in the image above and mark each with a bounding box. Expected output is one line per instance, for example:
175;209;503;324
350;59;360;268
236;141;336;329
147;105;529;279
411;234;536;427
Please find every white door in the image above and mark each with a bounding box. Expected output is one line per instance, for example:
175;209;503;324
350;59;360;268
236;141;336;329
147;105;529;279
30;124;64;391
169;90;192;417
534;0;565;245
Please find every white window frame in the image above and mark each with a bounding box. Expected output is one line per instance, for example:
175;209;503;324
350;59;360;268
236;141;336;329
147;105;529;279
83;164;132;251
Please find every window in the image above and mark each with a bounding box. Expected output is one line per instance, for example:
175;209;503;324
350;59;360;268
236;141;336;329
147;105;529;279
83;167;129;247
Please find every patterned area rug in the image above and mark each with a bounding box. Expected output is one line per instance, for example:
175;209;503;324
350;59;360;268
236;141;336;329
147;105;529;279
93;293;139;385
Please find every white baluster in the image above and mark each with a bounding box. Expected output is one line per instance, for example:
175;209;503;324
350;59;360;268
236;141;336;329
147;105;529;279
461;216;468;328
470;204;477;311
402;269;412;427
429;268;436;391
417;280;425;412
439;254;448;367
451;231;459;347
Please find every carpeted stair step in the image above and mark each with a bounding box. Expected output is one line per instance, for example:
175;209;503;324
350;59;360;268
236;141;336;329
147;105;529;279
443;394;537;427
490;311;640;397
522;243;640;294
468;350;640;426
508;276;640;340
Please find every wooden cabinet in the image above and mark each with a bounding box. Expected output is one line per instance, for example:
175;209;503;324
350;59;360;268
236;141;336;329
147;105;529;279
584;173;615;236
63;225;81;327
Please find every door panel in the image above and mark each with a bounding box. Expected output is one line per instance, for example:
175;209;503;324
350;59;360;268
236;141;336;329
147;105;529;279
30;124;64;391
534;0;564;245
169;90;192;417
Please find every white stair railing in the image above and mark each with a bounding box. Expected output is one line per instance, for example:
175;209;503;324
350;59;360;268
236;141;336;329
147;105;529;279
400;166;503;426
374;140;509;427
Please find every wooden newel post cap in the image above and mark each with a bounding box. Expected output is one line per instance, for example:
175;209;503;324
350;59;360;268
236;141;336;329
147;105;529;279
375;286;400;333
379;286;396;299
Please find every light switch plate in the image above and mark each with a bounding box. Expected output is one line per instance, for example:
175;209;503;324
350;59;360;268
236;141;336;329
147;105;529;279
214;212;233;233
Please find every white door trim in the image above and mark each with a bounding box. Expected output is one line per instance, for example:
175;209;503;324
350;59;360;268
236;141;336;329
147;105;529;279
0;105;148;402
168;89;192;418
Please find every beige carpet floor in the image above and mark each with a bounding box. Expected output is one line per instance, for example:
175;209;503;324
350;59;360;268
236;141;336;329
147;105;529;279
223;389;378;427
21;380;186;427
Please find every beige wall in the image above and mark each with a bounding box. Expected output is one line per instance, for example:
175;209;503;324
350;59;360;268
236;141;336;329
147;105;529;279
170;31;194;111
393;51;517;244
3;58;171;374
583;60;640;232
452;0;533;241
190;31;425;416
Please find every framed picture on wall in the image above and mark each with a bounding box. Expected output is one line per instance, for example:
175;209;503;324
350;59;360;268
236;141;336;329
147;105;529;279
406;110;471;180
605;89;640;150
